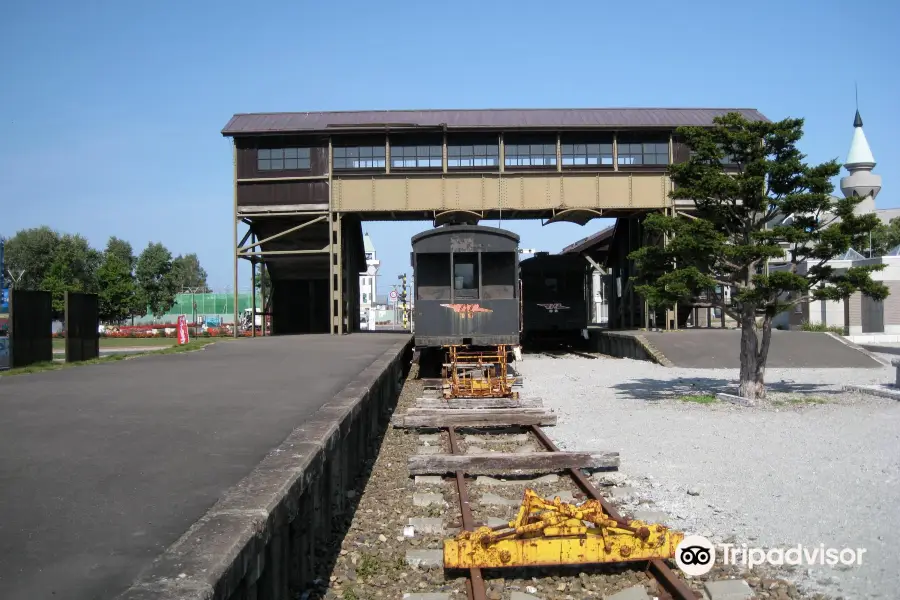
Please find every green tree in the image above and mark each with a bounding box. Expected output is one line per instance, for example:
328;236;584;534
170;253;210;292
97;252;137;323
629;113;887;401
2;226;60;290
254;262;271;305
105;237;136;271
135;242;177;318
869;218;900;256
102;237;146;321
36;233;101;315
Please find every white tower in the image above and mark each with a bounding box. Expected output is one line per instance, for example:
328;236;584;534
840;109;881;215
359;233;380;326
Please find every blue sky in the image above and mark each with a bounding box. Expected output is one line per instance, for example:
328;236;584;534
2;0;898;293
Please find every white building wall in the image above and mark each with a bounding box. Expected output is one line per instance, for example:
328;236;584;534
771;256;900;334
359;245;380;326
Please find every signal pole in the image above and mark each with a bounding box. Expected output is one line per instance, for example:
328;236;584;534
398;273;408;330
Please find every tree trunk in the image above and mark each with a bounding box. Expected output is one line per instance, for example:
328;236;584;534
755;314;774;396
738;307;765;402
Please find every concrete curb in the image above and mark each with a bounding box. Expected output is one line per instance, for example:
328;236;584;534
824;332;891;367
114;336;413;600
843;383;900;401
592;331;673;367
633;334;674;367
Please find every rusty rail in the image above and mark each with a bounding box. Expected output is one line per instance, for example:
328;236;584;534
530;425;699;600
448;427;487;600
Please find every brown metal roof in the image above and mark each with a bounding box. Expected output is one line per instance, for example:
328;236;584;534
221;108;770;136
562;225;616;255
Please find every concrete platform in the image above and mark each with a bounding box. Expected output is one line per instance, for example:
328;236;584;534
598;329;883;368
0;333;410;600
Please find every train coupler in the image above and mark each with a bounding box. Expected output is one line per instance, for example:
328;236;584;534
443;489;684;569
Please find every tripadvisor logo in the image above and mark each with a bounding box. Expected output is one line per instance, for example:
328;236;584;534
674;535;868;575
675;535;716;576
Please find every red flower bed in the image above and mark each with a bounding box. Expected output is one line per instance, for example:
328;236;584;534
52;326;259;339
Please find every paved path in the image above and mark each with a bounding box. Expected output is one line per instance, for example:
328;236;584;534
638;330;882;368
0;333;409;600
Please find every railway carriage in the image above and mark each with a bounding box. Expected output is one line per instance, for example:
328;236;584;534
411;224;521;395
411;224;521;348
520;252;591;348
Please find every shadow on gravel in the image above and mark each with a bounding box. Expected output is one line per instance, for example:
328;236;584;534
611;377;839;401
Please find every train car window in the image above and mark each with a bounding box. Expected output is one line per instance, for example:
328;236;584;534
482;252;516;299
453;253;479;299
415;253;451;300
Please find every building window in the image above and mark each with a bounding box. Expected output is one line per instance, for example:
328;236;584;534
504;144;557;167
689;147;737;165
448;144;499;168
333;146;386;169
258;148;311;170
562;143;613;166
391;145;442;168
617;142;669;166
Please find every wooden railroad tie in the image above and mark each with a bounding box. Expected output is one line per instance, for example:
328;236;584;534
408;451;620;475
414;397;544;409
392;408;556;428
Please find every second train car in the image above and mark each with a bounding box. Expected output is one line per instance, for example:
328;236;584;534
520;252;591;349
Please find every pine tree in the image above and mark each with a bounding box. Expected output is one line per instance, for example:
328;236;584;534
629;113;887;401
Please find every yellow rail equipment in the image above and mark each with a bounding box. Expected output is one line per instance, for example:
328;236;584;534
444;489;684;569
441;345;518;399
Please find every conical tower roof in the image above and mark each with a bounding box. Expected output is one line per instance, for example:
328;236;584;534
840;107;881;205
846;110;876;168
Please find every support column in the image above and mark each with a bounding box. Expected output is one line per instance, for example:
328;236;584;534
326;136;344;335
261;261;268;337
232;141;239;338
330;212;344;335
251;252;257;338
341;218;351;332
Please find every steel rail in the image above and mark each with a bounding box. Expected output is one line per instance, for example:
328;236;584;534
529;425;699;600
448;427;488;600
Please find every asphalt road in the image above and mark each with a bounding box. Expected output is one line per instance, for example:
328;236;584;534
640;330;882;368
0;333;409;600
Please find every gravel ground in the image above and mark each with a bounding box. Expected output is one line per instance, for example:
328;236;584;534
316;364;734;600
516;352;900;600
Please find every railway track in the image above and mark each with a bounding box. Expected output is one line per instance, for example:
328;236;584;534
391;357;700;600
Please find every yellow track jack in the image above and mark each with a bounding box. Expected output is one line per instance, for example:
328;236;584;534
441;344;518;399
444;489;684;569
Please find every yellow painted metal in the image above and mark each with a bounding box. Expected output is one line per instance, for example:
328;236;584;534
441;345;517;399
444;489;684;569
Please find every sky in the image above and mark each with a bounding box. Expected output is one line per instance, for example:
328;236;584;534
2;0;898;295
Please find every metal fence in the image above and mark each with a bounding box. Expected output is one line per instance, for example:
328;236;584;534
132;292;261;325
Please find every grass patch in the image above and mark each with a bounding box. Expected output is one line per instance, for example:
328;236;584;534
771;396;829;407
679;394;718;404
354;552;407;582
52;337;177;350
799;321;845;335
356;553;380;579
1;339;219;377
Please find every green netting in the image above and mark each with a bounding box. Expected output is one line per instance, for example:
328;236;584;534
132;293;261;324
168;293;259;315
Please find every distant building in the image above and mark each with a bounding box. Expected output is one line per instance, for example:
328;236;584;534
359;233;379;322
772;108;893;335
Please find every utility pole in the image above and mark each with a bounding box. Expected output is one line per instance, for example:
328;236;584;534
398;273;408;330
